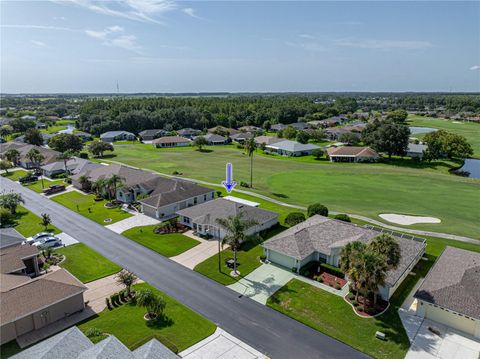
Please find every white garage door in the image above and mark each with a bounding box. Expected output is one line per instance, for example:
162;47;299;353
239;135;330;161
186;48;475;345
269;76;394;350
268;251;296;269
425;305;476;336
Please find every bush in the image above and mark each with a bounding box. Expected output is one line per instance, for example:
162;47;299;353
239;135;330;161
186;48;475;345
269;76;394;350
318;277;324;283
352;300;359;307
334;214;351;222
85;327;102;338
216;191;222;197
260;255;266;261
312;148;324;159
79;152;89;159
0;207;15;227
291;267;298;273
307;203;328;217
240;181;249;188
320;263;345;279
105;298;112;310
335;284;341;290
348;293;355;300
285;212;306;227
299;261;319;276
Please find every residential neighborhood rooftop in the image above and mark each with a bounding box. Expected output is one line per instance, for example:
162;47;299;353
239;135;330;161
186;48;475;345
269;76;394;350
266;140;320;152
152;136;191;144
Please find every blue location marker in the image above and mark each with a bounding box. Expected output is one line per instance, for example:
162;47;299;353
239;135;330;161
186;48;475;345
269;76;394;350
222;163;237;193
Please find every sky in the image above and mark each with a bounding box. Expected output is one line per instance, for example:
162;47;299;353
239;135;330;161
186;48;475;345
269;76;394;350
1;0;479;93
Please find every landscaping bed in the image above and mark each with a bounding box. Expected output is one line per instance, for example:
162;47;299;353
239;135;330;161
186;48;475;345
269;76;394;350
345;291;389;317
300;261;347;289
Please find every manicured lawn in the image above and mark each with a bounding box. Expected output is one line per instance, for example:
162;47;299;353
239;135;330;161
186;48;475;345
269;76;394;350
194;224;287;285
56;119;75;125
267;257;434;359
51;191;132;225
22;178;65;193
12;205;60;237
56;243;121;283
122;226;200;257
1;169;29;181
107;144;480;239
407;115;480;157
78;282;216;352
41;125;66;134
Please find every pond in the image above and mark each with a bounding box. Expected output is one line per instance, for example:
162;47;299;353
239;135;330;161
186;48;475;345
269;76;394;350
409;126;437;135
459;159;480;179
58;124;76;134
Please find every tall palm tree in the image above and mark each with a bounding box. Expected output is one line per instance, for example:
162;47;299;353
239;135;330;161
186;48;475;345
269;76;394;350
56;150;74;178
92;178;107;198
78;175;91;192
4;149;20;165
216;212;258;275
26;148;45;188
107;174;124;201
368;234;401;269
361;250;388;308
244;137;256;188
339;241;366;301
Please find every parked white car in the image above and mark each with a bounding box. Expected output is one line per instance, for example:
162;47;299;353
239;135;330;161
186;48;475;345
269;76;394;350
32;236;62;249
26;232;53;245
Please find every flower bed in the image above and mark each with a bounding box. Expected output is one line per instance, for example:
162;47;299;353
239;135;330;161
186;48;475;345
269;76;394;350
300;261;347;289
345;291;389;317
313;272;347;288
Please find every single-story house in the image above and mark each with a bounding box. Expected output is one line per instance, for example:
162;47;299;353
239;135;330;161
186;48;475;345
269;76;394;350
152;136;191;148
288;122;308;130
201;133;228;145
265;140;320;156
72;131;93;141
11;326;179;359
254;135;282;147
13;133;55;145
208;126;239;136
177;128;201;139
0;229;87;345
407;143;427;158
318;116;348;127
0;142;59;169
343;122;367;133
414;247;480;338
238;125;262;132
270;123;287;132
325;128;350;141
139;129;167;141
35;122;47;129
229;132;254;143
41;157;91;178
21;115;36;121
326;146;379;162
100;131;136;142
177;198;278;239
263;215;425;300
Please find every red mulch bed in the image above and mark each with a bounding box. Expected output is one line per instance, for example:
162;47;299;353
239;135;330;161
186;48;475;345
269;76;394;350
345;293;389;317
315;272;347;288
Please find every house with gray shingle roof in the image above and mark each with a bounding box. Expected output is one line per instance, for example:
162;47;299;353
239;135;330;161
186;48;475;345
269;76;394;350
414;246;480;338
263;215;425;300
200;133;228;145
176;198;278;239
265;140;320;157
11;326;180;358
100;131;136;142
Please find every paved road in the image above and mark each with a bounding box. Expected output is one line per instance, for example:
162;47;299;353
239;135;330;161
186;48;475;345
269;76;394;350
2;178;369;359
103;158;479;244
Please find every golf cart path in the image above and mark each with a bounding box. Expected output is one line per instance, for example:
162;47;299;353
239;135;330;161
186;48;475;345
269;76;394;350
101;159;479;244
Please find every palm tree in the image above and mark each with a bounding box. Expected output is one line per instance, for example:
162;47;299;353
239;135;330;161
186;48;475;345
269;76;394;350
92;178;107;198
26;148;44;170
78;175;91;192
115;269;137;296
244;137;256;188
107;174;124;201
216;212;258;275
4;148;20;165
136;289;166;320
339;241;366;301
57;150;74;178
40;213;51;231
368;234;401;269
360;250;388;308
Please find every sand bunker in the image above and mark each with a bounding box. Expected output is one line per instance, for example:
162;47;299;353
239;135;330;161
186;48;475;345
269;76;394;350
379;214;441;225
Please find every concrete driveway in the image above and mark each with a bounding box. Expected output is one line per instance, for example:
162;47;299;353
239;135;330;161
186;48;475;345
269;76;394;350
171;232;220;269
227;264;296;304
405;319;480;359
105;213;160;233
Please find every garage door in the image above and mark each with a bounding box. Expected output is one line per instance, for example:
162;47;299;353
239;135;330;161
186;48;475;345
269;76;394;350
268;250;296;269
425;305;476;336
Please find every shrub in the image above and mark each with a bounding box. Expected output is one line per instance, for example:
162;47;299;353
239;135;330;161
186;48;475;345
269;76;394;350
285;212;306;227
334;214;351;222
307;203;328;217
260;255;267;261
0;207;15;227
105;298;112;310
240;181;249;188
312;148;324;159
79;152;89;159
320;263;345;279
352;300;359;307
335;284;341;290
172;170;180;175
318;277;324;283
236;144;243;149
85;327;102;338
348;293;355;300
216;191;222;197
291;267;298;273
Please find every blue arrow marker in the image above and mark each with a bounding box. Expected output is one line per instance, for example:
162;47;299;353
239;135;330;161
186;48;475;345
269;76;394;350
222;163;237;193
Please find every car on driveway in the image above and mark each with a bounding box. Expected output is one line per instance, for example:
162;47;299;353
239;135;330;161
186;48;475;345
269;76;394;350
25;232;52;245
19;173;38;184
43;184;66;195
32;236;62;249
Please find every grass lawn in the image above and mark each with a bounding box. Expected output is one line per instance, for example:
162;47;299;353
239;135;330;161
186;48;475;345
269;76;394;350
22;178;65;193
0;341;22;358
78;282;216;352
106;144;480;239
407;115;480;157
122;226;200;257
267;257;434;359
194;224;287;285
56;119;75;125
12;205;60;237
1;169;29;181
51;191;132;225
56;243;121;283
41;125;66;134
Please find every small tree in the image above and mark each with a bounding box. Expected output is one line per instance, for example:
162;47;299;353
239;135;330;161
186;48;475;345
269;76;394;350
0;160;12;174
283;127;297;140
136;289;166;320
307;203;328;217
285;212;306;227
88;141;114;158
339;132;360;145
4;149;20;165
296;131;310;144
311;148;324;160
334;214;351;222
194;136;208;151
24;128;44;146
0;192;24;214
115;269;138;296
40;213;52;231
0;207;15;227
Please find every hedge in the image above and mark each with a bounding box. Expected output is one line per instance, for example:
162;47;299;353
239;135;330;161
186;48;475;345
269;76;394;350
320;263;345;279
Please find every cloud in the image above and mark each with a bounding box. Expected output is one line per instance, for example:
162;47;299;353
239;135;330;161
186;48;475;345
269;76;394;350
53;0;177;24
183;8;201;19
30;40;47;48
336;38;434;50
470;65;480;71
85;26;142;53
1;24;77;32
298;34;314;39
